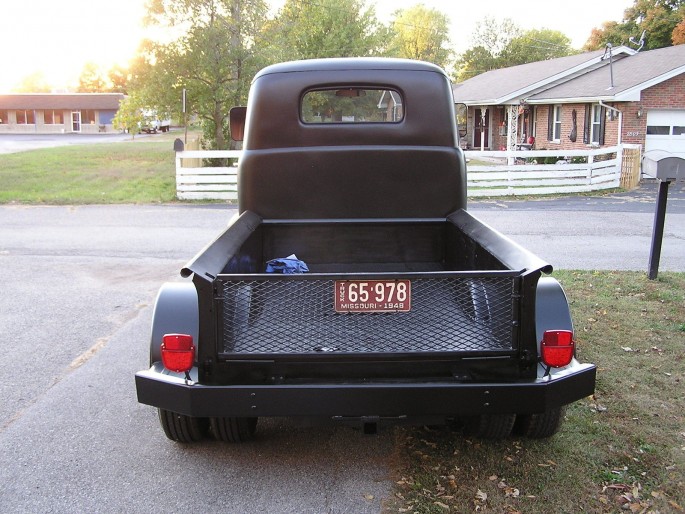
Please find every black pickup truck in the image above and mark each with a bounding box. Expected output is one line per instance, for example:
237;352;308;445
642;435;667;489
135;58;595;443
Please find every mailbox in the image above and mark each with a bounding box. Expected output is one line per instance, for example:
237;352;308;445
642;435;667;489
642;151;683;279
643;151;685;182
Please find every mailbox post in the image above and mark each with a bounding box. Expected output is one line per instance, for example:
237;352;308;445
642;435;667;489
642;152;685;279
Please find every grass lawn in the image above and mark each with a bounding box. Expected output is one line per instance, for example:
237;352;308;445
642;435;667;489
388;270;685;513
0;140;177;204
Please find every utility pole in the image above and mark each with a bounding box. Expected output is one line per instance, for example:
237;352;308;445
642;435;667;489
183;88;188;145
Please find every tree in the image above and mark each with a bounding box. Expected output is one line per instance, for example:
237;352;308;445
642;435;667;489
77;62;108;92
583;20;639;50
673;17;685;43
270;0;387;61
112;95;145;139
453;17;521;81
108;65;130;94
13;72;52;93
584;0;685;50
453;46;500;81
500;29;573;66
135;0;271;149
454;18;573;81
388;4;452;68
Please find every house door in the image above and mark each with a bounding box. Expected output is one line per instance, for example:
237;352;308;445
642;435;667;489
474;108;489;149
72;111;81;132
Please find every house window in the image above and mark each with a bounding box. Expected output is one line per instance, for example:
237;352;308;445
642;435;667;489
583;104;606;145
590;105;602;144
81;109;96;124
546;104;562;142
16;110;35;124
44;110;64;125
553;105;562;141
0;109;7;124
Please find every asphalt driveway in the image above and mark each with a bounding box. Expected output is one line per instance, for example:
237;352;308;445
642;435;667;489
0;132;154;154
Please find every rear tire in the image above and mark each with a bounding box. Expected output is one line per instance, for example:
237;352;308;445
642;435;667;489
463;413;516;439
158;409;208;443
514;407;566;439
210;417;258;443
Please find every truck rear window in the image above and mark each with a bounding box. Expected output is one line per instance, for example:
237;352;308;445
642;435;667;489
301;88;404;124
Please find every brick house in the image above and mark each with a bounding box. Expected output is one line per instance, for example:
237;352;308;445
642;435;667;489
0;93;124;134
453;45;685;158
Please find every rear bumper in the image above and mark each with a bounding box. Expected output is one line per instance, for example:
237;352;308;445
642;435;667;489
135;363;596;418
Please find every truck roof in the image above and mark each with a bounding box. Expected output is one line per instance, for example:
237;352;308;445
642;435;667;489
253;58;447;80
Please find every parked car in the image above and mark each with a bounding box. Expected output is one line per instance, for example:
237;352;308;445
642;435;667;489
140;110;171;133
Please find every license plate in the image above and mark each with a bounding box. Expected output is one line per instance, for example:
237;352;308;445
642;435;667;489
334;280;411;313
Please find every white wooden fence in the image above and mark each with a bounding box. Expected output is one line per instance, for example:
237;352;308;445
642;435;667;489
175;144;641;200
175;150;240;200
465;145;636;197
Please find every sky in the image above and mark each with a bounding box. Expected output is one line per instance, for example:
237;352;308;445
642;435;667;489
0;0;630;93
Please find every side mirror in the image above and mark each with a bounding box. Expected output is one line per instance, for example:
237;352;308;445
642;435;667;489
455;103;467;139
230;106;247;141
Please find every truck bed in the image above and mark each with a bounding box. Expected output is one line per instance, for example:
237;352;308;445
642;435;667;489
185;214;538;360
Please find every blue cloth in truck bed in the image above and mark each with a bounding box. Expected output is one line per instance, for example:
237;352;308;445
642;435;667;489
266;254;309;274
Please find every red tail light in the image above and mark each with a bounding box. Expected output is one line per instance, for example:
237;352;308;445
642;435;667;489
540;330;575;368
161;334;195;373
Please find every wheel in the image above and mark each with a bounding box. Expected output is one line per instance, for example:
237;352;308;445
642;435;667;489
514;407;566;439
210;417;258;443
463;413;516;439
158;409;208;443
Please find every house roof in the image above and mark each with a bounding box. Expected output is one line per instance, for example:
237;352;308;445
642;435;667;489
452;48;633;105
0;93;124;110
527;44;685;103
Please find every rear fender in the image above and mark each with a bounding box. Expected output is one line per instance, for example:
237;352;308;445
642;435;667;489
535;277;574;376
150;282;199;366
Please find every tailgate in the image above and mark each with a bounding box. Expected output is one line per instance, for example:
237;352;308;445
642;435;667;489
216;271;522;358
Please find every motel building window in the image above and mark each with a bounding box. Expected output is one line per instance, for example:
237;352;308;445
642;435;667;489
16;110;35;124
44;110;64;125
0;109;7;124
81;109;96;125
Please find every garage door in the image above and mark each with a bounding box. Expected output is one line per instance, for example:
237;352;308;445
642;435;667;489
645;110;685;157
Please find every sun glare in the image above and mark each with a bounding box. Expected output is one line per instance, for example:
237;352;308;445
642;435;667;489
0;0;628;93
0;0;147;92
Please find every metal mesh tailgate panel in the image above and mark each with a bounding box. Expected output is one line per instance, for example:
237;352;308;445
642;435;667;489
219;275;517;355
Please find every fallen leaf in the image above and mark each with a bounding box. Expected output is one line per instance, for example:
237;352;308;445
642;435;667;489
434;501;449;510
475;489;488;502
621;346;634;352
363;494;374;501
